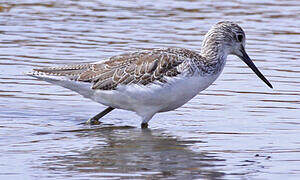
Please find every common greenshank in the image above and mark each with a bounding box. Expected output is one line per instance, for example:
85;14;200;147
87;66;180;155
28;21;273;128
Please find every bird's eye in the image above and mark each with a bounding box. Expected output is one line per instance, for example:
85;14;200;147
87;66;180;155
237;34;243;42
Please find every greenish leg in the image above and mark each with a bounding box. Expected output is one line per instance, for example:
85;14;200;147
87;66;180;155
86;106;114;125
141;122;148;129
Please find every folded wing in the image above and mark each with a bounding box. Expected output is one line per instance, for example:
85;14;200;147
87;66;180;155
31;48;194;90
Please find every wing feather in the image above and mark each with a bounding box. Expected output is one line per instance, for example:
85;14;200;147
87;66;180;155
31;48;198;90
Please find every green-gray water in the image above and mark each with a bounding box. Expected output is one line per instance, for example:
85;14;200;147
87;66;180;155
0;0;299;179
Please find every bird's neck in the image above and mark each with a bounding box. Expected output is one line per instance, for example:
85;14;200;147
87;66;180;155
200;39;229;75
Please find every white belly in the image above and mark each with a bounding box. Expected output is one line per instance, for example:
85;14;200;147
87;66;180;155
33;71;220;118
92;74;219;114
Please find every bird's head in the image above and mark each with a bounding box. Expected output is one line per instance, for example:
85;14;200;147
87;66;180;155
202;21;273;88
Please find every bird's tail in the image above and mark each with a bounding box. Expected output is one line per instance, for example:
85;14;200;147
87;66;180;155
27;63;92;80
27;64;94;98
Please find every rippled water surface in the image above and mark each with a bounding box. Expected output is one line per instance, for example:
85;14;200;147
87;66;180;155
1;0;300;179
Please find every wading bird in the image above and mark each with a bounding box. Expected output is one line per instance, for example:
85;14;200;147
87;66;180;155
28;21;273;128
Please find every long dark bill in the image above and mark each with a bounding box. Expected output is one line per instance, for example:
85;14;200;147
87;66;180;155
239;46;273;89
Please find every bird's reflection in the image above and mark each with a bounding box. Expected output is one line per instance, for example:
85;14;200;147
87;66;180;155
41;125;225;179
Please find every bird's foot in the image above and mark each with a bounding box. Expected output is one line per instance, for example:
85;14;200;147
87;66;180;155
85;117;102;125
141;122;148;129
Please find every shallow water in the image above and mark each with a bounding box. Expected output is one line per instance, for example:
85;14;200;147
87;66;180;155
0;0;300;179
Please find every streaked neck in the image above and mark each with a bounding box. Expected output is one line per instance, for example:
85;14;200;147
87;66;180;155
200;39;229;75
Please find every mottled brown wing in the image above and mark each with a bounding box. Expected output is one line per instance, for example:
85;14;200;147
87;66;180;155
32;48;193;90
78;49;186;90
